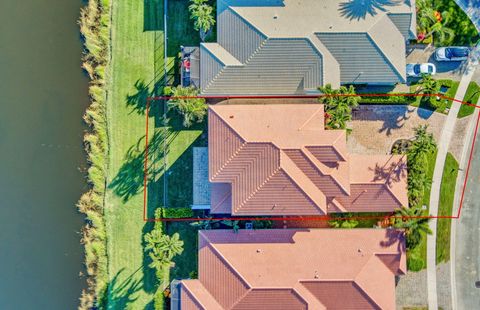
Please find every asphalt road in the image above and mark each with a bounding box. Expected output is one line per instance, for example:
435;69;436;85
454;119;480;309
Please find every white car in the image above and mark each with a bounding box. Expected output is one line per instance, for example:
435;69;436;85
406;63;436;77
435;47;470;61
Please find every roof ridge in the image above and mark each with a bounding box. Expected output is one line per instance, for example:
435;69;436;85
243;39;268;65
366;27;405;82
207;241;252;289
211;142;247;180
209;109;248;180
235;166;281;213
203;66;227;92
353;255;393;309
301;147;350;195
297;105;324;131
280;152;327;214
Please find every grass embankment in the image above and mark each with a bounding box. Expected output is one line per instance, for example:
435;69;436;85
104;0;201;308
436;152;459;264
77;0;111;308
458;82;480;118
407;150;437;272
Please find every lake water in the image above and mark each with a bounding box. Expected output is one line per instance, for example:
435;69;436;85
0;0;88;308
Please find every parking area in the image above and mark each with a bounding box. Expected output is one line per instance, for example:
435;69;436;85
406;44;469;82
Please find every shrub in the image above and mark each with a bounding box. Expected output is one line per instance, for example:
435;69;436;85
407;256;425;272
162;207;194;218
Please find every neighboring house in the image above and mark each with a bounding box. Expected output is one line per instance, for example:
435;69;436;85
174;229;406;310
208;103;408;216
200;0;417;95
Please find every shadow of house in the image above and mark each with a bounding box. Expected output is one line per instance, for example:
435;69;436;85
339;0;401;20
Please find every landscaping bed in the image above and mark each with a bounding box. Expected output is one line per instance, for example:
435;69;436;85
407;149;437;272
436;152;459;264
458;81;480;118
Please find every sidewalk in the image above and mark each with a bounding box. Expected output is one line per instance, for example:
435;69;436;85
427;67;475;310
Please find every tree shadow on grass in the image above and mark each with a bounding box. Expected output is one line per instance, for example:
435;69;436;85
109;129;173;202
126;80;152;115
103;268;143;310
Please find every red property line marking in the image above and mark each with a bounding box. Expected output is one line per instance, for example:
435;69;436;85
142;93;480;222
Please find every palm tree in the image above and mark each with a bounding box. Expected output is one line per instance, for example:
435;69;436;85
189;0;216;41
427;20;455;45
148;247;172;270
167;86;207;128
408;125;436;163
393;206;432;249
144;229;163;251
157;233;184;259
318;84;359;130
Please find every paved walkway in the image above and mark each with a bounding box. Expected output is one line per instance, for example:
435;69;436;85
427;67;475;310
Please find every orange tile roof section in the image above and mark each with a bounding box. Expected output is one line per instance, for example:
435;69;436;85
178;229;406;309
208;103;408;215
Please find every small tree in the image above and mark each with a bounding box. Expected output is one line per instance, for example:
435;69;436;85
189;0;216;41
166;86;207;128
393;206;432;249
318;84;359;130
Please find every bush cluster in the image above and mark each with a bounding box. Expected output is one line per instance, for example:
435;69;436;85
77;0;111;308
162;207;194;219
358;95;416;105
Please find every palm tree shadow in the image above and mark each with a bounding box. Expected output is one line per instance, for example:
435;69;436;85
339;0;401;20
109;129;173;202
103;268;143;309
370;155;407;187
127;80;152;115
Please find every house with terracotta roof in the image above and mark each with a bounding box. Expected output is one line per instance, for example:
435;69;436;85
207;103;407;216
173;229;406;309
199;0;416;95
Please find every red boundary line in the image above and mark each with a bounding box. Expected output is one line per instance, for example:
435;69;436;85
142;93;480;222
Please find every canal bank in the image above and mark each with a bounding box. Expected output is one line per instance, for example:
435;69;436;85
0;0;89;308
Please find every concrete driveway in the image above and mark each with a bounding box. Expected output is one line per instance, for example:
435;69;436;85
406;45;470;82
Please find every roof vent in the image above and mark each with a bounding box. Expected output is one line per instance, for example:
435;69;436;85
314;271;319;279
256;249;262;253
229;115;234;119
273;14;278;19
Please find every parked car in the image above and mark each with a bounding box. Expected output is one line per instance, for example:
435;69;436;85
406;63;436;77
435;47;470;61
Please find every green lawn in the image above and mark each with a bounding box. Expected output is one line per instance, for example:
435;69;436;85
104;0;201;308
407;149;437;272
436;152;459;264
458;82;480;118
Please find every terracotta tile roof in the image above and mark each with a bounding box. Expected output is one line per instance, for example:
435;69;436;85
209;103;408;215
178;229;406;309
